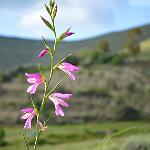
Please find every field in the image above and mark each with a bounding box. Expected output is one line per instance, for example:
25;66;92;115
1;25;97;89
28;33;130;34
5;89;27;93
0;25;150;150
0;121;150;150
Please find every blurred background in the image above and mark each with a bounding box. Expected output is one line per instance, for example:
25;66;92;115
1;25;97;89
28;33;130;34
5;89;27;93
0;0;150;149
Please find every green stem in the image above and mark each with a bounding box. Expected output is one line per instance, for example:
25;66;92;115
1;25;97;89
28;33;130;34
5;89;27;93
46;78;64;98
34;115;39;150
22;131;30;150
34;131;39;150
33;12;58;150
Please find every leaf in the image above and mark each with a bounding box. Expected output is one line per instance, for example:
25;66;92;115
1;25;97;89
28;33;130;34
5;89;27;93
30;95;39;114
45;4;51;15
46;79;63;98
53;53;72;70
42;36;52;52
41;16;54;32
38;64;44;76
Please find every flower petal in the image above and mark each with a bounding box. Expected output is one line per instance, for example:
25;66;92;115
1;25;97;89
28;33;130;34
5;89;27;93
64;70;76;80
24;117;32;129
56;98;69;107
55;105;64;116
65;32;75;37
25;73;41;78
54;93;72;99
21;113;30;120
62;62;80;72
49;96;59;105
21;108;34;113
27;84;39;94
24;112;35;129
38;49;49;58
27;77;43;84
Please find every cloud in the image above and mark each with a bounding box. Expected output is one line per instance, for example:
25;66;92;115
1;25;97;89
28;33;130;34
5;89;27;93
0;0;149;40
18;0;116;32
16;0;117;39
19;3;44;28
19;1;89;28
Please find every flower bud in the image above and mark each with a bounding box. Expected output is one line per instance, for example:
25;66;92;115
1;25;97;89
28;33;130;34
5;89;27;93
38;121;48;132
50;0;55;10
52;4;57;19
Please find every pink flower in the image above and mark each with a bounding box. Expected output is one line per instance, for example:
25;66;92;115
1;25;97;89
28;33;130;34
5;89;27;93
38;48;49;58
49;93;72;116
25;73;44;94
21;108;36;129
65;32;74;37
57;62;80;80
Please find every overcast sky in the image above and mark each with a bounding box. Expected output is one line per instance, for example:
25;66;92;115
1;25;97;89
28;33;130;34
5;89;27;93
0;0;150;40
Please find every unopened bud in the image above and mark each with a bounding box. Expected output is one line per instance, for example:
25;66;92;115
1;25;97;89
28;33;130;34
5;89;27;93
52;4;57;19
50;0;55;10
38;121;48;132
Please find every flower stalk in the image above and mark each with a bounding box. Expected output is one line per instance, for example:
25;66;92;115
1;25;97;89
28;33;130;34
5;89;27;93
21;0;80;149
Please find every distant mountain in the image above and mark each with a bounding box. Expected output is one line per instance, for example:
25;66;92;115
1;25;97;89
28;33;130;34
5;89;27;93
0;24;150;70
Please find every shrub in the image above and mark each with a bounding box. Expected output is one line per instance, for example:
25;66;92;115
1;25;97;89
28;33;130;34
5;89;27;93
0;129;6;146
110;53;128;65
115;106;141;121
77;87;110;97
0;73;11;83
98;39;109;53
65;55;80;65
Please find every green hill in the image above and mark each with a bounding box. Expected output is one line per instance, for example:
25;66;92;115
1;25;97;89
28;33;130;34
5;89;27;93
0;24;150;70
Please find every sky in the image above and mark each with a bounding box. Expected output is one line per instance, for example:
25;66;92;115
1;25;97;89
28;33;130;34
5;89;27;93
0;0;150;40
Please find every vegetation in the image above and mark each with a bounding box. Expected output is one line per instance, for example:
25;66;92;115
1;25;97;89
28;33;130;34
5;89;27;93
0;24;149;70
0;129;6;146
98;39;109;53
124;28;142;55
0;25;150;149
1;122;150;150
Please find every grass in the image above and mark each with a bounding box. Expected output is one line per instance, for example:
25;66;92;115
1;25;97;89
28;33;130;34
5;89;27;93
1;121;150;150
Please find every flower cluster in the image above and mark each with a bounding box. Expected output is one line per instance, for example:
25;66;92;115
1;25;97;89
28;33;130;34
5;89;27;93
21;2;80;144
22;60;79;129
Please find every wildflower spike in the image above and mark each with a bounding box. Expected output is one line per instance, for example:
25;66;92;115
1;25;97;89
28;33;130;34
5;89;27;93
50;0;55;10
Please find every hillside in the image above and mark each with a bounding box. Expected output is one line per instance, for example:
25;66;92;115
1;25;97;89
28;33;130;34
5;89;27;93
0;24;150;125
0;24;150;70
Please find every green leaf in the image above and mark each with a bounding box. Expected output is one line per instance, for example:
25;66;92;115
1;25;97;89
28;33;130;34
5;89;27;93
53;53;72;70
46;79;63;98
41;16;54;32
38;64;45;77
42;36;53;53
30;95;39;114
45;4;51;15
